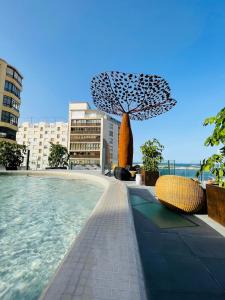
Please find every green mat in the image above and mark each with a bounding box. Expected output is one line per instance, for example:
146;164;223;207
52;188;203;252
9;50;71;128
130;194;150;206
131;195;196;229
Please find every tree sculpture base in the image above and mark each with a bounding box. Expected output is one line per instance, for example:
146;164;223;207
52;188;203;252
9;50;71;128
119;113;133;168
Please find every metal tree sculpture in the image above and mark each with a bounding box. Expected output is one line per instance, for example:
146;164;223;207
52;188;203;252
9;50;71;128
91;71;177;168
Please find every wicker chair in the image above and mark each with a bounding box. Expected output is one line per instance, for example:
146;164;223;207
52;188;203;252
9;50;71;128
155;175;206;213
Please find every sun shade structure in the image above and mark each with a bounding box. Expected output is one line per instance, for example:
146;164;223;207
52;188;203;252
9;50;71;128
91;71;177;167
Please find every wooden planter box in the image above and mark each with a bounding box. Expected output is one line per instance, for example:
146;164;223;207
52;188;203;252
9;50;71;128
141;170;159;186
206;184;225;226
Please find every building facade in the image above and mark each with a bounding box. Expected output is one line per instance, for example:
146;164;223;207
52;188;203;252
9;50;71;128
16;122;68;170
68;102;120;167
0;58;23;142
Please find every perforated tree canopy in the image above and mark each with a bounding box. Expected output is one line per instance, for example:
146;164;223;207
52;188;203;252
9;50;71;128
91;71;177;120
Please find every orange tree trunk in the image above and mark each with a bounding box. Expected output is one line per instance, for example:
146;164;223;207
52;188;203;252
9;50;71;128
118;113;133;168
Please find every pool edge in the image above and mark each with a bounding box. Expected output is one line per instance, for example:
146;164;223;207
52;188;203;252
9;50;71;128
1;171;147;300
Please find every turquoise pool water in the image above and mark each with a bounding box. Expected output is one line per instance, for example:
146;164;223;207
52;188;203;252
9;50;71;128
0;175;104;300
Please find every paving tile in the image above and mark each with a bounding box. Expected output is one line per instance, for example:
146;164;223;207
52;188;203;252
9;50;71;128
138;232;193;257
181;235;225;258
142;253;223;293
200;257;225;290
149;290;225;300
60;294;73;300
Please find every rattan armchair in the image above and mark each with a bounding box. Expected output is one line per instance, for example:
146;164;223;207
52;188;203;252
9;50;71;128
155;175;206;213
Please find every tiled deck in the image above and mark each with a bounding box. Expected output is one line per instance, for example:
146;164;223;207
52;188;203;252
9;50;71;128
129;185;225;300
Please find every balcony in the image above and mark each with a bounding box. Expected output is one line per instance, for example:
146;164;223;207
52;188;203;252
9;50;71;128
71;123;101;127
70;136;101;142
71;128;101;134
70;151;100;159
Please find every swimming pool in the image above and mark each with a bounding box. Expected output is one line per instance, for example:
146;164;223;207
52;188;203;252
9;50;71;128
0;175;104;300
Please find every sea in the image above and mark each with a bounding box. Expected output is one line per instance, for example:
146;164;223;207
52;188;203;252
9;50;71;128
133;162;213;181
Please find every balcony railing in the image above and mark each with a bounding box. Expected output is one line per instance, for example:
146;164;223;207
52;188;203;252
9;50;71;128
71;128;101;134
70;137;101;142
70;151;100;159
71;123;101;127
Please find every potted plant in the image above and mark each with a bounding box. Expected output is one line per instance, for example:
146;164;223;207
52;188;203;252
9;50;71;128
0;141;26;170
140;138;164;186
197;107;225;226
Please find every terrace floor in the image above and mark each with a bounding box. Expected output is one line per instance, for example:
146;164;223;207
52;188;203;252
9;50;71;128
128;185;225;300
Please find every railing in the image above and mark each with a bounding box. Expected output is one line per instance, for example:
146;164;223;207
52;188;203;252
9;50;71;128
159;160;212;181
70;152;100;159
71;123;101;127
133;160;213;181
70;137;100;142
71;128;101;134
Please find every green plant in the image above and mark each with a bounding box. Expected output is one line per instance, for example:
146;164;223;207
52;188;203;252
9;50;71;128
197;107;225;187
0;141;26;170
48;143;69;168
140;138;164;172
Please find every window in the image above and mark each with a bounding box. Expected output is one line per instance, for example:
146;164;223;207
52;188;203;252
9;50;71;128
39;149;42;153
6;67;22;85
57;127;60;131
3;95;20;111
4;81;21;98
109;130;113;137
39;142;42;146
45;131;48;134
23;134;26;138
1;111;18;126
57;134;60;138
40;127;43;131
40;134;43;138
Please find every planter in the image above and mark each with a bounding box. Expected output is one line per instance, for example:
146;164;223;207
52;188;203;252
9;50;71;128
5;166;17;170
114;167;131;181
206;184;225;226
141;170;159;186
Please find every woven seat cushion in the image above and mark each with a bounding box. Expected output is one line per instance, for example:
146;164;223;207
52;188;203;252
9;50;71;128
155;175;206;213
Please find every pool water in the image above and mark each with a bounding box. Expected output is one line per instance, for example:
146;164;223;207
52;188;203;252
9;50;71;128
0;175;103;300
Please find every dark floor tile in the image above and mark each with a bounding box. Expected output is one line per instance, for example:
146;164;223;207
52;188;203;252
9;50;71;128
200;257;225;290
149;290;225;300
138;232;193;257
142;254;223;293
181;235;225;259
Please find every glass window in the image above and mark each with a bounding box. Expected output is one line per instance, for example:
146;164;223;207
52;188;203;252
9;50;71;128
3;95;20;111
4;81;21;98
6;67;22;85
1;111;18;126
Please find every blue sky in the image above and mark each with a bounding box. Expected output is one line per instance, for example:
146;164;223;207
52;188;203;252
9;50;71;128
1;0;224;162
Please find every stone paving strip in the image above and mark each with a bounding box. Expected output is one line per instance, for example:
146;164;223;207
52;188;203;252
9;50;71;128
12;171;147;300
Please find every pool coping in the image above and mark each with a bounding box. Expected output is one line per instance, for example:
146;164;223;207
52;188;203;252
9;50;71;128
0;171;147;300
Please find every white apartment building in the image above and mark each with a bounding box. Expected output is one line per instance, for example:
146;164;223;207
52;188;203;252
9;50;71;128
16;122;68;170
68;102;120;167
